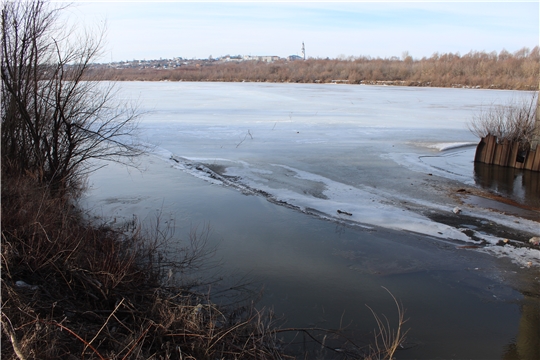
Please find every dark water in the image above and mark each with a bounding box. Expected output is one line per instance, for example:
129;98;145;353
82;157;540;359
474;162;540;209
82;82;540;359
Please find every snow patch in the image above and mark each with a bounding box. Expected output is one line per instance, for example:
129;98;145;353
426;142;478;151
156;154;540;267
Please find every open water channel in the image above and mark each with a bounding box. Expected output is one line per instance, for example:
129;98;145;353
81;82;539;359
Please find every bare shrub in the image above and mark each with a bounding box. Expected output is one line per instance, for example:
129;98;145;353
1;0;148;194
1;174;411;359
95;47;540;90
0;175;284;359
1;2;412;358
468;93;537;149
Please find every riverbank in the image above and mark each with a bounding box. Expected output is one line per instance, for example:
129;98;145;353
76;80;539;358
88;47;539;91
0;173;289;359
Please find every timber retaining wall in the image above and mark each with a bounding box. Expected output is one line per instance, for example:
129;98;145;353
474;135;540;171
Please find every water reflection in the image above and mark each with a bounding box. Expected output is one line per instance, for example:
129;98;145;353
503;296;540;360
474;162;540;208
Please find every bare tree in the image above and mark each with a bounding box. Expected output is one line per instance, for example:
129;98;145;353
1;0;146;194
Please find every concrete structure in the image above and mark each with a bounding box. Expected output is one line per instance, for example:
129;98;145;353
243;55;280;62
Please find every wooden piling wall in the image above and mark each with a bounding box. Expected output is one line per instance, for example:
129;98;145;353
474;135;540;171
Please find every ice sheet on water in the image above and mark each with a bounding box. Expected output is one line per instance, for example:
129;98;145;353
384;148;478;185
160;151;540;267
124;81;538;266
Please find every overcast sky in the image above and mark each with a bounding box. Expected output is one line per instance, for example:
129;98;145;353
66;1;539;62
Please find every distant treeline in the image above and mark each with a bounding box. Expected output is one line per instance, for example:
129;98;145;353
91;47;539;90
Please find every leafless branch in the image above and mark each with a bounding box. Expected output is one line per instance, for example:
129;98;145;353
1;0;147;195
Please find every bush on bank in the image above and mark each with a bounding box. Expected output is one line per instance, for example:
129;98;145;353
468;93;538;150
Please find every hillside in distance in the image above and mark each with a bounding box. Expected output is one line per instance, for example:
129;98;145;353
90;47;539;90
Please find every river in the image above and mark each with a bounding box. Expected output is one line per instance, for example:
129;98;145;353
81;82;539;359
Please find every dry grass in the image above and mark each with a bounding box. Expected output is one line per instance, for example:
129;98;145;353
468;93;538;150
1;175;409;359
364;288;409;360
0;175;286;359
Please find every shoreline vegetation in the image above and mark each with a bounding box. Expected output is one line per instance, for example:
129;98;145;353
1;170;408;360
2;1;537;358
89;47;540;91
1;1;409;358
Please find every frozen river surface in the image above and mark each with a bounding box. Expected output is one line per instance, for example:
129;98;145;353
84;82;539;359
129;82;538;264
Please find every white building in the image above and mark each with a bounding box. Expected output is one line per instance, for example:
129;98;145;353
243;55;281;62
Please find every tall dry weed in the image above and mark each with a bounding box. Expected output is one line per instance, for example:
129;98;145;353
468;93;537;149
0;175;283;359
2;175;410;359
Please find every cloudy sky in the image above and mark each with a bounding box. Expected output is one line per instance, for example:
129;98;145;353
66;1;539;62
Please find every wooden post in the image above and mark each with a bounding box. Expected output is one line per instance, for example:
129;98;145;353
531;83;540;150
484;135;497;164
500;140;510;167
